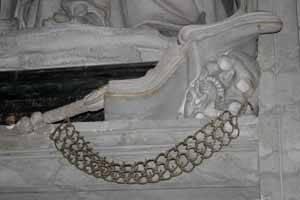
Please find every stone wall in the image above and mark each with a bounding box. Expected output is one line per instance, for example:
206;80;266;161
258;0;300;200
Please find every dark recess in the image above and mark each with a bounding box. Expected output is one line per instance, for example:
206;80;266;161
0;62;156;125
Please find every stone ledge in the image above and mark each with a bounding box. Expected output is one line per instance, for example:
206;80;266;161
0;116;259;192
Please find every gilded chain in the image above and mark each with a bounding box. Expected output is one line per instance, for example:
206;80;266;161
49;111;240;184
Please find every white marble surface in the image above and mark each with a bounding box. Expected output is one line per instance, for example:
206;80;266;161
0;118;259;199
0;188;259;200
0;25;171;71
258;0;300;200
1;1;299;199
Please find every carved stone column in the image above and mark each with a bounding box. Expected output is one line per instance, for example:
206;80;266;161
0;0;17;33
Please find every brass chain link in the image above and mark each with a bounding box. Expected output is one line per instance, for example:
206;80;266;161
49;110;240;184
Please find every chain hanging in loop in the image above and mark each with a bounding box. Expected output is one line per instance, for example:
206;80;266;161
49;110;241;184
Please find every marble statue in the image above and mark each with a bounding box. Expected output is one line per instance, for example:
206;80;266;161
0;0;281;132
0;0;287;191
0;0;246;70
5;5;283;184
0;0;18;32
11;11;282;135
3;0;300;196
14;0;40;29
0;0;281;133
14;0;234;29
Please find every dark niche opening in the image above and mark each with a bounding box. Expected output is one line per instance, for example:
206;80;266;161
0;62;156;125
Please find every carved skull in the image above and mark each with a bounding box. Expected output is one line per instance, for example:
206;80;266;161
179;50;260;119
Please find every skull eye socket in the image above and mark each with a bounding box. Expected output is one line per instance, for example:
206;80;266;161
236;79;251;93
219;70;235;85
186;91;193;101
217;56;234;71
206;62;219;74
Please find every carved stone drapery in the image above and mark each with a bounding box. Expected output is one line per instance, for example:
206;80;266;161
0;0;17;32
0;0;256;70
12;0;239;29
